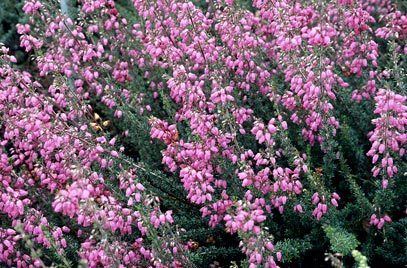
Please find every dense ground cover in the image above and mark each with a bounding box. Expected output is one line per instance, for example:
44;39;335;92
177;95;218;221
0;0;406;267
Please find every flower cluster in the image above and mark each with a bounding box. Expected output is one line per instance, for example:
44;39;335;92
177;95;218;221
370;214;392;229
0;0;405;267
142;0;404;266
367;89;406;185
0;30;186;268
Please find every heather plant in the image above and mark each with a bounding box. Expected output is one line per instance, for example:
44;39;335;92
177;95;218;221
0;0;406;267
0;47;192;267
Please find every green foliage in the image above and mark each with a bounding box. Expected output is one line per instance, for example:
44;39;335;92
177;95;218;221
275;238;313;263
188;246;243;267
323;225;360;256
0;0;23;49
60;0;78;19
373;218;407;265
